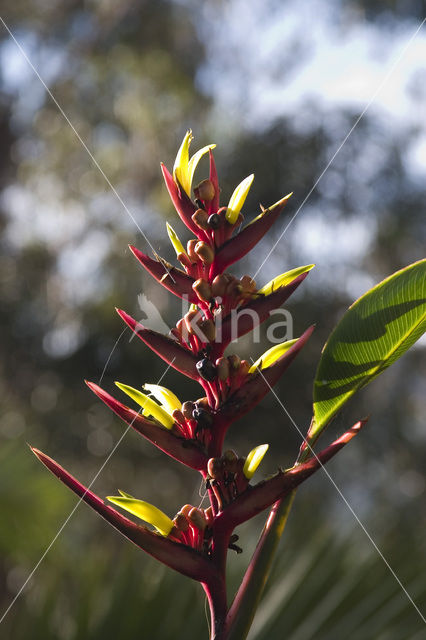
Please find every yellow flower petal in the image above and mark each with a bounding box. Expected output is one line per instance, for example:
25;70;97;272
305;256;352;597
187;144;216;192
143;384;182;414
115;382;174;429
258;264;315;296
107;495;174;536
249;339;298;374
173;130;216;196
166;222;187;257
173;130;193;195
225;174;254;224
243;444;269;479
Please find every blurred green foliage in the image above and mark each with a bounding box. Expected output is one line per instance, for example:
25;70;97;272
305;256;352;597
0;1;425;638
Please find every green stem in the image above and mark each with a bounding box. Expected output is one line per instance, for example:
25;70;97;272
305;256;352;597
224;491;296;640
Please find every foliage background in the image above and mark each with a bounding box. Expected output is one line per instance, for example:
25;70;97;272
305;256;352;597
0;1;425;638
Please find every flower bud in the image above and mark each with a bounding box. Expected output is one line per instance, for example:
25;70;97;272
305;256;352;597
208;457;224;479
194;179;216;203
181;401;195;420
240;274;257;293
211;274;227;297
198;319;216;342
192;208;210;230
195;397;210;409
188;507;207;531
192;278;212;302
239;360;251;377
228;354;241;375
187;239;198;262
208;213;221;229
174;513;189;532
175;318;185;336
223;449;238;462
216;357;230;381
196;358;217;381
184;309;202;335
179;504;193;519
172;409;185;424
195;241;215;265
192;407;213;428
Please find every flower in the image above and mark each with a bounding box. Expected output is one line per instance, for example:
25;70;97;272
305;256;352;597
243;444;269;479
225;174;254;224
143;383;182;414
258;264;315;296
115;382;176;429
248;339;299;374
166;222;187;257
107;491;174;536
173;130;215;196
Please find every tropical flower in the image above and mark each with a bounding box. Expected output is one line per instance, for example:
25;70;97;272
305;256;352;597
107;491;174;536
173;130;215;196
225;173;254;225
115;381;178;430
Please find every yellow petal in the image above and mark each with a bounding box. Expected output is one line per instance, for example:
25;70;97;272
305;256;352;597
243;444;269;479
187;144;216;193
225;174;254;224
107;495;174;536
143;384;181;414
173;130;193;195
115;382;174;429
166;222;187;257
258;264;315;296
249;339;298;374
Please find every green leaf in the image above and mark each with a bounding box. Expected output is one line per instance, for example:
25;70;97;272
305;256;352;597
312;259;426;437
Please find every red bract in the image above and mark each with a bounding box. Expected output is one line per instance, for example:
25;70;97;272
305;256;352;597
33;132;365;640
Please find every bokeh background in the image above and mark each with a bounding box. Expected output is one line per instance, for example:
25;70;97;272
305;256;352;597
1;1;425;638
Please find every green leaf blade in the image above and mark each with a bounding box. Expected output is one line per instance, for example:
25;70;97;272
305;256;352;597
313;259;426;437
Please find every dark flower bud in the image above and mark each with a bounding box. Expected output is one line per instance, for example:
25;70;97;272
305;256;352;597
196;358;217;381
192;407;213;428
207;213;221;229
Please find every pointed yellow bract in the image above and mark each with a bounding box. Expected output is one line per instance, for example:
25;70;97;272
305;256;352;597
166;222;187;257
249;339;298;374
243;444;269;479
115;382;174;429
258;264;315;296
225;174;254;224
107;494;174;536
143;383;182;414
173;130;216;196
